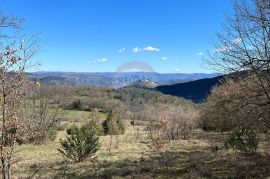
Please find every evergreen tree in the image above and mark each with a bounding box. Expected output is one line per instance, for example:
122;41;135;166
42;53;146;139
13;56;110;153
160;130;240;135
58;124;100;163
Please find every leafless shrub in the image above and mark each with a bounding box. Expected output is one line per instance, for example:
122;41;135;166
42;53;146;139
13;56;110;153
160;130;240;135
19;88;63;144
145;103;199;150
201;77;269;152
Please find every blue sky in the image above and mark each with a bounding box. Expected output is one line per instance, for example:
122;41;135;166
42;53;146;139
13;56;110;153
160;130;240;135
1;0;232;73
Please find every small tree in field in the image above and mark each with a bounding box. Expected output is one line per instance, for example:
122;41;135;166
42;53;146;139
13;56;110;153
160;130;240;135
102;111;125;151
88;108;103;136
58;124;100;163
0;11;39;178
102;111;125;135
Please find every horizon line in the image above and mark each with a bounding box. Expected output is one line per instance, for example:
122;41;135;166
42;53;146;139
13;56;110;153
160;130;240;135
30;71;220;75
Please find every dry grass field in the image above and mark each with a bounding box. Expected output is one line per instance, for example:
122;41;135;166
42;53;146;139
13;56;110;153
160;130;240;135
12;110;270;178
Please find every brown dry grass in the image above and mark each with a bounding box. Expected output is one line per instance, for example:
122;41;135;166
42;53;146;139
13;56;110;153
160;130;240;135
11;110;270;178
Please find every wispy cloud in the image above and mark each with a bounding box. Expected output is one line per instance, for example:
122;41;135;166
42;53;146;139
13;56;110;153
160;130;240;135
174;68;180;72
118;47;125;53
143;46;160;52
132;46;160;53
161;57;168;61
89;57;108;64
197;51;204;56
132;47;142;53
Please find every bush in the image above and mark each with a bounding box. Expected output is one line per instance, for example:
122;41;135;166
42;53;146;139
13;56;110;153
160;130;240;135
58;123;100;163
102;111;125;135
19;91;63;144
87;109;104;135
202;79;263;153
225;128;258;153
69;99;81;110
48;129;58;141
148;121;168;150
84;120;104;136
145;104;198;141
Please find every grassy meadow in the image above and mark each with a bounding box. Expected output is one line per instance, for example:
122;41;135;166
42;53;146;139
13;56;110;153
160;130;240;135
11;110;270;178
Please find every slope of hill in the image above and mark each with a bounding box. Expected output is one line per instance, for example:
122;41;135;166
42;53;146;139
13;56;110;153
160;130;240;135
155;75;224;102
128;79;159;89
31;71;220;88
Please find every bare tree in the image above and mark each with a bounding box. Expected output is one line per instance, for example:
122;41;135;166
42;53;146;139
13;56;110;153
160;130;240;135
208;0;270;101
19;87;63;144
207;0;270;137
201;78;265;152
0;11;39;179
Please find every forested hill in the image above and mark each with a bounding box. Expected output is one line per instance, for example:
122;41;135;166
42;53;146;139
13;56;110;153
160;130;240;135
155;75;224;102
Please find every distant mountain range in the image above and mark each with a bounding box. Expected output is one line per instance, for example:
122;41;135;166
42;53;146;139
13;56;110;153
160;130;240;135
30;71;220;88
155;75;224;102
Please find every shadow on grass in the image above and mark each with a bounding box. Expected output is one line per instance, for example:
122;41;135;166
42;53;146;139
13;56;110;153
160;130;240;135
23;131;270;178
41;149;270;179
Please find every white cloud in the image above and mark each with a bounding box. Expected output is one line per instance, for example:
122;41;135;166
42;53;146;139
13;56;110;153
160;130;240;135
174;68;180;72
118;47;125;53
161;57;168;61
132;46;160;53
143;46;160;52
197;51;204;56
89;57;108;64
132;47;142;53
